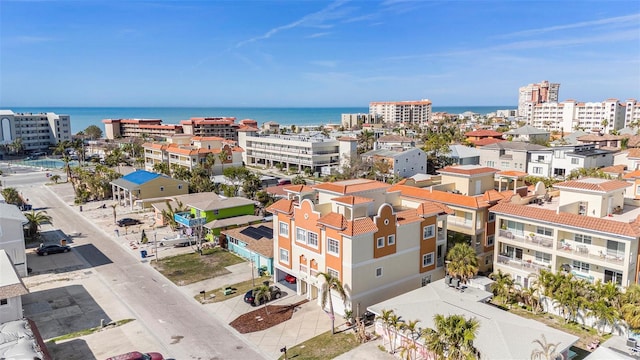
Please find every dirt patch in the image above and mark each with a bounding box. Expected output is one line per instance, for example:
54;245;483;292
152;248;244;285
230;300;308;334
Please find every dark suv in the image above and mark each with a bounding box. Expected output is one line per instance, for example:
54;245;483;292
117;218;142;227
244;285;282;306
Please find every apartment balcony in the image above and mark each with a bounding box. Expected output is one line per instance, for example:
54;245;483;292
497;255;549;274
437;229;446;242
557;240;625;266
447;216;473;229
498;229;554;250
174;212;207;228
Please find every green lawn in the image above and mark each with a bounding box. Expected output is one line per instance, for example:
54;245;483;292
196;275;271;303
153;248;245;285
277;330;360;360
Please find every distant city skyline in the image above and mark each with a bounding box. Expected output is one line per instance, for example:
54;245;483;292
1;0;639;107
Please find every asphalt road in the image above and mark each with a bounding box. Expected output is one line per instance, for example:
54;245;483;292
19;182;267;360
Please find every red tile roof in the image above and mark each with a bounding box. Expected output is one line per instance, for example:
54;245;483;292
266;199;294;214
341;217;378;236
438;165;499;176
389;184;491;209
317;213;347;230
623;170;640;179
554;178;631;192
496;170;528;177
627;148;640;159
331;195;374;205
396;209;423;225
601;164;627;174
313;179;390;195
465;129;503;137
416;201;453;216
283;185;315;193
472;138;505;146
491;202;640;238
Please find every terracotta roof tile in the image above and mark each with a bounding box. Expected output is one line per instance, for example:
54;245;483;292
317;213;347;230
496;170;528;177
465;129;503;137
601;164;627;174
313;179;390;195
397;209;423;225
482;189;508;202
283;185;315;193
266;199;294;214
341;217;378;236
623;170;640;179
472;138;505;146
389;184;490;209
554;178;631;192
416;201;453;216
491;202;640;238
438;165;499;176
627;148;640;159
331;195;373;205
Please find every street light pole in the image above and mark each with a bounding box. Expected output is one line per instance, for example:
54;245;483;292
154;232;158;263
250;255;255;288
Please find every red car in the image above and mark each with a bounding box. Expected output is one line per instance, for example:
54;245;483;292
284;274;296;284
106;351;164;360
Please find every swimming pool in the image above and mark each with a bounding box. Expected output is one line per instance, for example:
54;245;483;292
18;158;80;169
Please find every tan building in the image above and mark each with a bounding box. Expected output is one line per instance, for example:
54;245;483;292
492;178;640;287
369;99;432;126
110;170;189;210
389;165;508;273
102;118;183;140
267;179;452;316
518;80;560;117
179;117;240;141
143;135;243;175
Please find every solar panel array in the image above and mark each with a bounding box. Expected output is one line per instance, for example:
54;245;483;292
240;225;273;240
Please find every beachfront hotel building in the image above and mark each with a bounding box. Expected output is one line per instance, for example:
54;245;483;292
340;113;383;129
180;117;248;141
103;118;183;140
492;178;640;288
369;99;432;126
518;80;560;117
625;99;640;127
237;127;357;175
267;178;452;315
0;110;72;153
526;99;626;134
143;134;243;175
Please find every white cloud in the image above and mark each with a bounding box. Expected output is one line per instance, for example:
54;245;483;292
497;13;640;39
307;32;331;39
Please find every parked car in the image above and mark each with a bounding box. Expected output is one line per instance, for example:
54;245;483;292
284;274;296;284
117;218;142;227
36;243;70;256
277;179;291;186
106;351;164;360
244;285;282;306
174;239;197;247
360;311;375;326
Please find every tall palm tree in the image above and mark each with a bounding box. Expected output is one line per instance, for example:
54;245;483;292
446;243;478;283
401;318;421;360
531;334;563;360
376;309;396;351
422;314;480;360
204;153;217;177
622;284;640;330
318;271;347;335
217;148;228;173
161;200;186;231
24;210;52;240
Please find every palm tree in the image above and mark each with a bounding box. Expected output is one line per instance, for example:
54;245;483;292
422;314;480;360
24;210;52;240
161;200;186;231
204;153;217;177
252;284;272;314
531;334;563;360
1;187;23;206
622;284;640;330
376;309;396;351
50;174;61;184
490;270;515;306
153;162;170;176
401;319;421;359
217;148;228;173
318;271;347;335
446;243;478;283
387;311;403;354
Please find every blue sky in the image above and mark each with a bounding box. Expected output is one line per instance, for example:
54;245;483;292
1;0;639;107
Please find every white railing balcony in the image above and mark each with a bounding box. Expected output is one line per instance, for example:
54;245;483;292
557;240;625;265
448;216;473;229
497;255;549;273
498;230;554;250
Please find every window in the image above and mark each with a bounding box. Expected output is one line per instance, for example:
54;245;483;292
279;248;289;264
574;234;592;244
533;166;542;174
376;267;383;277
535;251;552;264
327;267;339;279
488;212;495;222
571;158;580;165
387;234;395;246
160;186;165;192
604;269;623;286
307;232;318;247
279;222;289;238
486;161;495;167
607;240;625;257
501;161;510;168
0;299;7;306
327;238;339;256
485;256;491;265
422;252;434;267
423;225;435;240
377;237;384;248
487;235;494;246
572;260;590;273
296;227;306;243
178;184;183;190
536;226;553;237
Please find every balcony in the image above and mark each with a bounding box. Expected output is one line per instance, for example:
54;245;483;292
174;212;207;227
557;240;624;266
437;229;445;242
309;268;318;277
448;215;473;229
498;230;554;250
497;255;549;274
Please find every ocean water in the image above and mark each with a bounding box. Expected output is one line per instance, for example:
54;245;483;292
8;106;513;134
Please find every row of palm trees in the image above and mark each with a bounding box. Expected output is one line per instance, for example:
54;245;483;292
376;309;480;360
490;269;640;335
